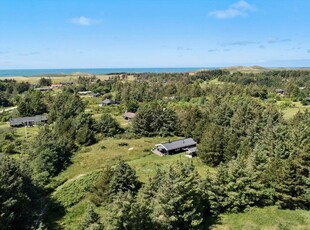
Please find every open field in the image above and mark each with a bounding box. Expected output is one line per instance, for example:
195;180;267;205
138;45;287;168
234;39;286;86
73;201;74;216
222;66;310;73
2;74;136;83
281;101;309;120
212;206;310;230
54;136;213;184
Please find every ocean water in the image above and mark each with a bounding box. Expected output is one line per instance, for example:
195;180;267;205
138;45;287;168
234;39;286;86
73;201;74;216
0;67;218;77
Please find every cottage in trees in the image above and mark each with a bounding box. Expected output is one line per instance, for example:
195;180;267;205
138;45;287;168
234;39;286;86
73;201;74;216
99;99;119;106
152;138;197;156
51;84;62;88
78;91;92;95
306;97;310;105
35;87;52;92
59;81;74;85
275;89;285;95
9;115;47;127
92;92;101;97
122;112;135;121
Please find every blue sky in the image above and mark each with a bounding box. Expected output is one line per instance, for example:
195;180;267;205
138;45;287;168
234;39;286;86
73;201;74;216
0;0;310;69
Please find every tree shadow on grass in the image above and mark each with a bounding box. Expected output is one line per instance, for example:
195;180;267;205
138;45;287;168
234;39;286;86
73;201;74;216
202;214;222;230
41;197;66;230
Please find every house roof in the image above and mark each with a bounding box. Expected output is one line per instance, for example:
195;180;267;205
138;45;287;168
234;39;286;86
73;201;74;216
159;138;197;151
9;115;47;126
92;93;101;97
187;147;197;153
306;97;310;101
275;89;284;92
35;88;52;91
101;99;115;104
78;91;92;94
122;112;136;119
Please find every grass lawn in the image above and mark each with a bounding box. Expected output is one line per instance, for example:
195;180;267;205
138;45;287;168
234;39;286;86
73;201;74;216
212;206;310;230
281;102;309;120
55;136;211;183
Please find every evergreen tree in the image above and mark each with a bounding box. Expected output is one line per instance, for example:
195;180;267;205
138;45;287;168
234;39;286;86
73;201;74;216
76;125;97;146
145;162;205;230
92;160;141;204
105;192;154;230
18;90;47;116
79;205;104;230
32;143;72;186
206;157;273;214
0;156;34;229
198;124;226;166
132;103;179;137
49;92;84;121
97;114;122;137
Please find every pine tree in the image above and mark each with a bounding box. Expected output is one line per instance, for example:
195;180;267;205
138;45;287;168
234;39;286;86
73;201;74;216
105;191;155;230
76;125;96;146
0;156;34;229
198;123;226;166
148;162;205;229
79;205;104;230
97;114;122;137
92;160;141;205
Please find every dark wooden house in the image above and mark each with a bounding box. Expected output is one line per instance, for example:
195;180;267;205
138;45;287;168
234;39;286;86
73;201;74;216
275;89;285;95
153;138;197;156
99;99;118;106
9;115;48;127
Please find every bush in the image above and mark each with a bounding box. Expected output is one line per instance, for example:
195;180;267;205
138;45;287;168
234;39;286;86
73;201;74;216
118;142;128;146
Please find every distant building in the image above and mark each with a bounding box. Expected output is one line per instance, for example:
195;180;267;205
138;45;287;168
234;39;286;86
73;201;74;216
306;97;310;105
31;83;39;88
152;138;197;156
99;99;118;106
92;92;101;97
60;81;74;85
78;91;92;95
9;115;48;127
35;88;52;92
51;84;62;88
122;112;136;121
275;89;285;95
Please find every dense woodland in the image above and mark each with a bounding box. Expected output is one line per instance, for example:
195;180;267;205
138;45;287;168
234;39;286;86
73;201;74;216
0;69;309;229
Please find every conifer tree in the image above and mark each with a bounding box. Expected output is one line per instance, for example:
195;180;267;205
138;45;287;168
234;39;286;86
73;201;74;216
79;205;104;230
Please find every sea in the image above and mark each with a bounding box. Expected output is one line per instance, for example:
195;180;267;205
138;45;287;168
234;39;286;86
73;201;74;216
0;67;218;77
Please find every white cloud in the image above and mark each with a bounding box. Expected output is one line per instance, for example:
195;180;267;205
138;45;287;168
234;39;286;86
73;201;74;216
209;0;255;19
69;16;101;26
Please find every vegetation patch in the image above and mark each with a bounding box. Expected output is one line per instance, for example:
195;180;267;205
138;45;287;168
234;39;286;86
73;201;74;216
213;206;310;230
53;170;103;208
